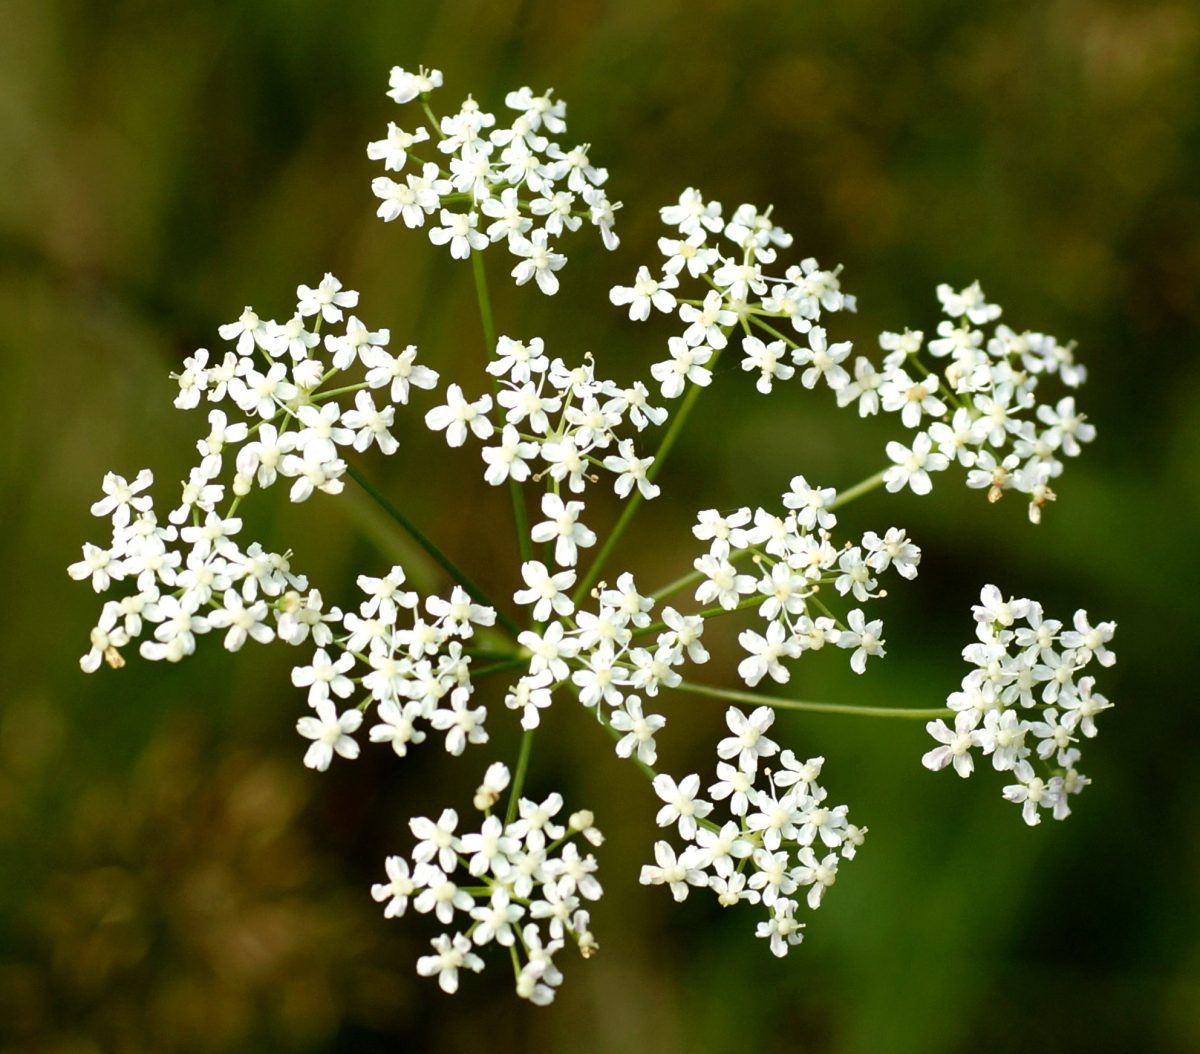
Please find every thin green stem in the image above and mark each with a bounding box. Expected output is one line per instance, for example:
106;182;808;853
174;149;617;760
638;594;761;636
471;656;530;679
468;647;522;662
672;680;951;720
345;463;520;638
573;352;721;605
650;566;707;602
420;100;444;141
471;252;533;564
471;250;498;356
505;728;535;824
748;315;797;345
312;381;370;403
829;469;887;510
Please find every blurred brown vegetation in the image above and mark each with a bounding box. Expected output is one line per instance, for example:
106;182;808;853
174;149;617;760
1;1;1198;1052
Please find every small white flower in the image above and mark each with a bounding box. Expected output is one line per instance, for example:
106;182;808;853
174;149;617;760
366;121;430;171
510;230;566;295
651;773;712;839
363;343;439;404
416;932;484;995
740;335;794;393
369;699;427;757
428;209;489;259
372;856;417;918
610;696;664;766
792;326;851;390
639;841;706;902
386;65;443;104
291;647;355;706
296;699;362;771
883;432;949;496
90;469;154;529
603;440;660;499
838;608;885;675
296;273;358;324
937;280;1001;324
737;621;800;687
530;493;596;567
782;475;837;531
424;384;494;447
922;711;983;778
513;560;576;622
651;337;712;399
609;266;677;322
430;689;489;755
716;706;779;773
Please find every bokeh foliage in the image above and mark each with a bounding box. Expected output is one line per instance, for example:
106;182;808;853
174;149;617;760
1;1;1197;1051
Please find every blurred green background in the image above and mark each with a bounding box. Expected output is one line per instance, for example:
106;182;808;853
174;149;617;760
2;1;1197;1051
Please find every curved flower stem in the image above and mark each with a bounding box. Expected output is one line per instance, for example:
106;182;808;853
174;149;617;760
672;680;951;720
346;464;521;639
828;469;887;511
471;656;529;679
637;594;761;637
468;647;523;661
573;361;719;606
650;565;707;602
471;253;533;564
505;728;536;823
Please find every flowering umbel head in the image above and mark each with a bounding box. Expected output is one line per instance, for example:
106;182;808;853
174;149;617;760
922;586;1116;824
368;67;619;294
68;61;1114;1007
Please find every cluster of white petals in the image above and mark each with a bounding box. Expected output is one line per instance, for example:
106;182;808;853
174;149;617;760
612;187;856;402
640;707;864;956
922;586;1116;824
294;565;496;770
372;762;603;1004
691;478;920;683
617;191;1095;524
369;66;618;293
423;333;665;554
70;276;440;675
70;63;1116;1008
504;568;699;761
860;284;1093;521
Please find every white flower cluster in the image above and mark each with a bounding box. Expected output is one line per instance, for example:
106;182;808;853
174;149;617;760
371;761;603;1004
612;191;1096;523
369;66;619;293
70;62;1115;1007
424;334;666;542
69;276;441;674
922;585;1116;825
611;187;856;400
691;477;921;684
505;568;704;764
853;283;1094;522
294;565;496;771
640;707;864;957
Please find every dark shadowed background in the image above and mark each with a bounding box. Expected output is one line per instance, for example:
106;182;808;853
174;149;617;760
2;1;1197;1051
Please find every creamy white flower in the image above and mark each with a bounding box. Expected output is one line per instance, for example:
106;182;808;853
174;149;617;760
296;699;362;771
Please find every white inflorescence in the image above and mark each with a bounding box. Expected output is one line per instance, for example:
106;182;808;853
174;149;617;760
368;66;619;293
68;63;1115;1006
372;761;604;1004
639;707;865;957
922;586;1116;825
620;191;1095;524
